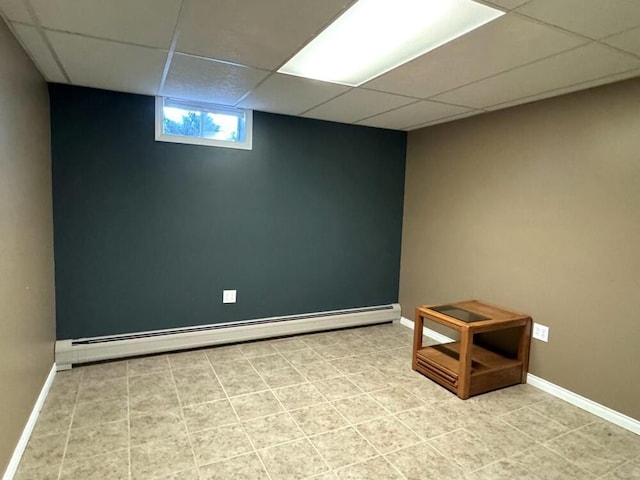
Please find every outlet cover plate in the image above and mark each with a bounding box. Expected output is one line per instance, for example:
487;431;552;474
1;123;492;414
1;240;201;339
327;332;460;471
223;289;237;304
532;322;549;342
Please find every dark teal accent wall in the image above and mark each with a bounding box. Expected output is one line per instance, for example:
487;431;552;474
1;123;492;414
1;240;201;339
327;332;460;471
50;84;406;339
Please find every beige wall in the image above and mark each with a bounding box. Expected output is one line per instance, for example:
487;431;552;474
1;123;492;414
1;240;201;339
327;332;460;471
401;78;640;420
0;21;56;473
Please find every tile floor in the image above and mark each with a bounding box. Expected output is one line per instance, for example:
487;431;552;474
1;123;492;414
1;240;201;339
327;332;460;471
15;322;640;480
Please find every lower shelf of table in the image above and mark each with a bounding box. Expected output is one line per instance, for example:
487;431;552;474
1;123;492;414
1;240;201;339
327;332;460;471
414;342;524;397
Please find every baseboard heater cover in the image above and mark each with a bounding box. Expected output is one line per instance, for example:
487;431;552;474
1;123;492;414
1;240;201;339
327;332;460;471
55;304;400;370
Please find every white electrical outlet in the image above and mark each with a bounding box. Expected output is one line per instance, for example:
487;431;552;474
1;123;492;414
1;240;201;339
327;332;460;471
222;289;237;304
532;322;549;342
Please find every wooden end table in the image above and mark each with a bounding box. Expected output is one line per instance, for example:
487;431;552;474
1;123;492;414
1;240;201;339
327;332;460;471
412;300;532;399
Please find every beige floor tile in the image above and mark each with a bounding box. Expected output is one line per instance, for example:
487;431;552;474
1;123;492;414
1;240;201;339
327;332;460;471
128;371;174;398
72;397;128;429
332;395;388;424
244;412;304;449
14;465;60;480
465;418;536;457
261;366;306;389
530;398;598;430
46;378;80;404
335;456;404;480
59;448;129;480
274;383;326;410
313;377;363;401
401;378;453;404
368;387;423;414
19;432;67;471
500;406;569;441
65;419;129;461
230;390;284;421
281;348;324;365
204;344;245;364
311;472;339;480
77;376;127;403
259;438;329;480
296;361;343;382
199;452;268;479
129;388;181;416
173;367;226;405
311;427;377;469
395;405;458;439
301;333;338;349
159;469;200;480
130;435;195;479
329;357;369;375
240;341;277;358
168;350;210;369
356;352;394;369
219;372;269;397
212;359;257;378
313;344;354;360
347;370;393;392
31;397;73;438
356;416;421;454
600;459;640;480
513;445;597;480
290;403;350;436
183;398;239;432
575;420;640;460
271;337;309;353
466;458;539;480
129;409;187;446
428;428;502;472
250;353;291;373
191;424;252;465
127;354;170;376
385;441;464;480
545;430;629;476
80;361;128;382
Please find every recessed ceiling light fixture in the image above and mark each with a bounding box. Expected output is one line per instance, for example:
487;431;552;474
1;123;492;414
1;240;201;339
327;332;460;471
279;0;504;86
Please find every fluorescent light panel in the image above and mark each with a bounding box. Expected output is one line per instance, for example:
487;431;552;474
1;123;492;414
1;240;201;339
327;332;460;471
279;0;504;86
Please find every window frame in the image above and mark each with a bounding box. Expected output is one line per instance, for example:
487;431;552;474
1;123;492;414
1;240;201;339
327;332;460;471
155;97;253;150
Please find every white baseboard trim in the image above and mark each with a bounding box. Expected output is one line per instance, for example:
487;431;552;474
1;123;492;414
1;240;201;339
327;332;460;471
400;316;455;343
399;316;640;435
2;364;56;480
526;374;640;435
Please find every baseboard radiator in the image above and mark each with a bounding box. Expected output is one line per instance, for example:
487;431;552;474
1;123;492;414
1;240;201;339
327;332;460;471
55;303;400;370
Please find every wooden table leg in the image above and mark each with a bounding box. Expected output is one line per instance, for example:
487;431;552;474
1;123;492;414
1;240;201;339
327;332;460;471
518;319;532;383
458;327;473;399
412;308;424;371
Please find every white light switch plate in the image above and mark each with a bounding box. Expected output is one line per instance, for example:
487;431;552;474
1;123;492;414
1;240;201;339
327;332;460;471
222;289;237;304
532;322;549;342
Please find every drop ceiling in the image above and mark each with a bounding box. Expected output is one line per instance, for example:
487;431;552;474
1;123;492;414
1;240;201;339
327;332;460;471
2;0;640;131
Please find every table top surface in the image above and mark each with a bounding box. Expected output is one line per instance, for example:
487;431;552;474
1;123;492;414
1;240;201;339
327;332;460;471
417;300;530;328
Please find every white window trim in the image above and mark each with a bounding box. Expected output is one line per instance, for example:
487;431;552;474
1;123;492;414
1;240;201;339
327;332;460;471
154;97;253;150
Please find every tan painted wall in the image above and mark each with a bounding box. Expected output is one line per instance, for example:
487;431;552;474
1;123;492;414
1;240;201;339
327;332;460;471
0;21;55;473
401;78;640;420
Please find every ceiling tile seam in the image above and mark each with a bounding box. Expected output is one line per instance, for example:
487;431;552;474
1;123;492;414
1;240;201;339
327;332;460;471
473;1;509;12
599;24;640;42
482;67;640;111
232;72;277;108
595;39;640;62
173;50;269;71
422;42;592;103
353;99;423;124
269;0;360;74
511;12;598;44
297;87;356;116
158;0;187;96
23;0;71;83
37;26;172;52
0;17;52;80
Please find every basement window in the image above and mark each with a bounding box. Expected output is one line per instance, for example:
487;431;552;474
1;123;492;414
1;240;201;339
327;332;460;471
155;97;253;150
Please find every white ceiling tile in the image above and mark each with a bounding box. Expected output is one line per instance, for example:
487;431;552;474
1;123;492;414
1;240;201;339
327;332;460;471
0;0;31;23
11;23;65;82
236;73;348;115
518;0;640;39
482;0;529;10
357;101;471;130
486;67;640;111
408;110;485;130
432;43;640;108
364;14;586;99
603;27;640;57
48;31;167;95
302;89;416;124
176;0;351;70
31;0;181;48
163;53;270;106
